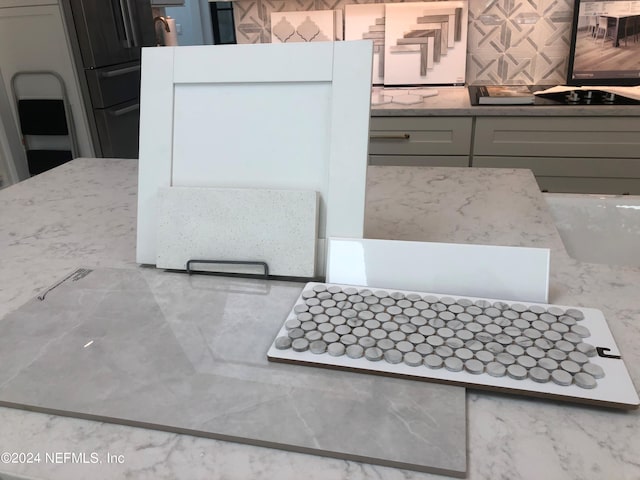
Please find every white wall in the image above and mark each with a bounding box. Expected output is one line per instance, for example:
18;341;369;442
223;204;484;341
0;3;94;159
0;67;29;187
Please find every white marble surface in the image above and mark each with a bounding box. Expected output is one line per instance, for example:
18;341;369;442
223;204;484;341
1;159;639;480
370;86;640;117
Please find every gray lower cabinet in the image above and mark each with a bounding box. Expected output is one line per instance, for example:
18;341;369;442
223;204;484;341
368;117;472;167
472;116;640;194
369;114;640;194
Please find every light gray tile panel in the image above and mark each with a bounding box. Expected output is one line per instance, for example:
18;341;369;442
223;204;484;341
0;267;467;476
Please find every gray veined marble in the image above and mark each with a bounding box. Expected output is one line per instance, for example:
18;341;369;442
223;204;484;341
0;267;467;477
2;158;640;480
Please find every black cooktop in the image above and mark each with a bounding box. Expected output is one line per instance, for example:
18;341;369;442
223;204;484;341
468;85;640;106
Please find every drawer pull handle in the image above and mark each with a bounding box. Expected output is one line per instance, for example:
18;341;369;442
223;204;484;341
99;65;141;78
370;133;411;140
109;103;140;117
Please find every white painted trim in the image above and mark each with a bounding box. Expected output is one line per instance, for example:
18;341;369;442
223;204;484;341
137;47;175;264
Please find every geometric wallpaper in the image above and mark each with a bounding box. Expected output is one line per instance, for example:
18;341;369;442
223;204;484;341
233;0;574;85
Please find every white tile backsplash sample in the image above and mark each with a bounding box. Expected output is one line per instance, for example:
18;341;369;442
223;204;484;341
326;237;550;303
156;187;319;277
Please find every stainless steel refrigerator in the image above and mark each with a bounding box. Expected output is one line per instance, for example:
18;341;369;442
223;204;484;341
61;0;156;158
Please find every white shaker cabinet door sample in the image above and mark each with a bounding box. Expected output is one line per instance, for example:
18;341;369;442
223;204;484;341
327;237;550;303
156;187;319;277
137;42;372;268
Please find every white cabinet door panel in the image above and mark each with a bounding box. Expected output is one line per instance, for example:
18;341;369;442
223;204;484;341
137;42;373;271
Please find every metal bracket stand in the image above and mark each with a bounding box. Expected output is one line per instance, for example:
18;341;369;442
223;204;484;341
186;259;270;279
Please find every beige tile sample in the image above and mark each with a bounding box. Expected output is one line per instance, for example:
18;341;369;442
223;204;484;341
156;187;318;277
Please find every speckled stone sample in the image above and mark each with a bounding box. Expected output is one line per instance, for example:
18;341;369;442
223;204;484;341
156;187;318;277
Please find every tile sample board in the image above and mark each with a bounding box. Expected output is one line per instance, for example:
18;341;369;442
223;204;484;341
327;237;550;303
269;282;640;410
270;11;335;43
384;1;468;86
137;43;373;277
0;268;467;476
345;4;386;85
156;187;319;277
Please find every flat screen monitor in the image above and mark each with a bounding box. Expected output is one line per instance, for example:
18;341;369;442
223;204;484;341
567;0;640;86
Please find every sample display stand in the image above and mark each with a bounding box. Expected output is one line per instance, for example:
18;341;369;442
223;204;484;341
11;71;78;176
185;259;270;278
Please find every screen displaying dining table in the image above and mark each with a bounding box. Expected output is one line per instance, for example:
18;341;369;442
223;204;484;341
567;0;640;85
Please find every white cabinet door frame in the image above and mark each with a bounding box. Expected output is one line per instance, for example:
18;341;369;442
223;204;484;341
136;42;373;267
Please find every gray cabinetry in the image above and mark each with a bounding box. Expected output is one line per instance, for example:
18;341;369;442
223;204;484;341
472;117;640;194
370;109;640;194
368;116;471;167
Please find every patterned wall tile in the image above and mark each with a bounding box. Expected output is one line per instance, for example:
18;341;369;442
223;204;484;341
233;0;265;43
534;52;568;84
466;53;501;83
263;0;316;41
233;0;575;84
467;53;536;84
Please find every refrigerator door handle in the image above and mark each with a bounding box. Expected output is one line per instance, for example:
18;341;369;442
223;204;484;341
98;65;141;78
123;0;142;47
118;0;135;48
108;103;140;117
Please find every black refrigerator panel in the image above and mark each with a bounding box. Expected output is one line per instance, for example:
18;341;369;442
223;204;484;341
69;0;155;68
94;99;140;159
85;61;141;109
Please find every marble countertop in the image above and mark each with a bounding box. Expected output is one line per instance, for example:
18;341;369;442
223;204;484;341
1;158;639;480
370;87;640;117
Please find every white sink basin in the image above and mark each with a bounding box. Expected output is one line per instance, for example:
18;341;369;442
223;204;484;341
545;193;640;267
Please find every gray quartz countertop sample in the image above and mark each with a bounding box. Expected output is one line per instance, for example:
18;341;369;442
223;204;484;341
1;158;639;480
371;86;640;117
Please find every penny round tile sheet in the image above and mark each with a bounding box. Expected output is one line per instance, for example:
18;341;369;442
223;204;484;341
268;283;640;409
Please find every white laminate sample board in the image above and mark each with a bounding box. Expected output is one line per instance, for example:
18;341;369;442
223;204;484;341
156;187;319;277
327;237;550;303
137;42;373;272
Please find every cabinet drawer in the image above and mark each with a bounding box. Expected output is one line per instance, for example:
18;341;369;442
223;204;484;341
369;117;472;156
474;117;640;158
85;62;141;108
472;156;640;178
369;155;469;167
